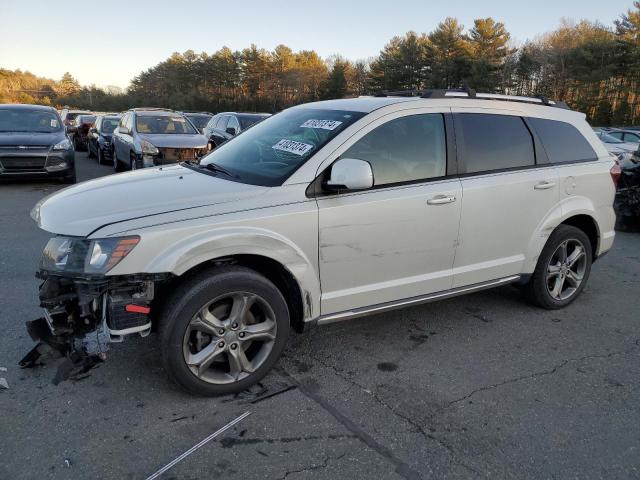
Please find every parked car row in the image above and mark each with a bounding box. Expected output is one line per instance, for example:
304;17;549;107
84;108;270;172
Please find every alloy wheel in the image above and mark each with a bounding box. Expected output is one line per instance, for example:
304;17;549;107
182;292;277;384
546;239;587;301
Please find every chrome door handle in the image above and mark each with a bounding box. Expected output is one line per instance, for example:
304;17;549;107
534;181;556;190
427;194;456;205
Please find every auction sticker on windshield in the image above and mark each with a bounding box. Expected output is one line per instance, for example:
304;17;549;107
301;119;342;130
272;139;314;156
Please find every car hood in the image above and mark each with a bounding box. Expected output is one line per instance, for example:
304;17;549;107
0;132;64;146
32;164;268;236
138;133;208;148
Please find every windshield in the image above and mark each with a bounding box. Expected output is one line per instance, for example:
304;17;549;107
136;115;198;134
238;114;270;130
197;108;366;186
186;114;211;129
598;131;623;144
101;118;120;134
0;109;63;133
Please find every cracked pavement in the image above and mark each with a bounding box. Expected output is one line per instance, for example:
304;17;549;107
1;153;640;479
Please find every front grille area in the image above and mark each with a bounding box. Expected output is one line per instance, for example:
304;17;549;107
157;147;205;164
0;156;48;171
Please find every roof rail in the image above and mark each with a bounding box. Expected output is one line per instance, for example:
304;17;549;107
129;107;177;112
374;89;570;109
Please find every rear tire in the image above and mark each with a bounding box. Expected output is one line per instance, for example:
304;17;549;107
159;266;290;396
87;142;94;158
523;225;592;309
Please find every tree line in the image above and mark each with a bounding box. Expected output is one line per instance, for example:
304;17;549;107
1;2;639;125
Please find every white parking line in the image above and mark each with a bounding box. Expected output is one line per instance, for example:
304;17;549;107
145;411;252;480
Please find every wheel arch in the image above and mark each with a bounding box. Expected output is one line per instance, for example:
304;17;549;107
559;214;599;260
177;254;308;333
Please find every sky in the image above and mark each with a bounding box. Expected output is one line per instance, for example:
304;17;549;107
0;0;634;89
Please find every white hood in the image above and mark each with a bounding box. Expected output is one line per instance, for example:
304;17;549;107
32;164;267;236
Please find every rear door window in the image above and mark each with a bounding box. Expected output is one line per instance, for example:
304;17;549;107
529;118;597;163
456;114;535;174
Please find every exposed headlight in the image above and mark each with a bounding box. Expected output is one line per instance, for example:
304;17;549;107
40;236;140;274
52;138;72;151
140;140;159;155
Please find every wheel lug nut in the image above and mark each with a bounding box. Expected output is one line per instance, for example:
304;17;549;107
218;329;225;335
218;341;225;348
239;332;245;338
230;343;238;350
231;322;238;329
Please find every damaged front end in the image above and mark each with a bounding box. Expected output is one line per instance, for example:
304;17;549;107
20;234;168;383
615;155;640;222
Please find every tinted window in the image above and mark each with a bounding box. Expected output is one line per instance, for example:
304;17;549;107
239;114;269;129
608;131;624;140
529;118;597;163
457;114;535;173
625;132;640;142
341;114;446;186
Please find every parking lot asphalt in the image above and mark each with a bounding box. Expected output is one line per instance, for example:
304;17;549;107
1;152;639;479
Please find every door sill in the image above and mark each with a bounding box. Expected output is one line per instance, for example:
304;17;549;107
317;275;521;325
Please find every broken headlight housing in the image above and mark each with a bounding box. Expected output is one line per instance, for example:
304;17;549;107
40;236;140;275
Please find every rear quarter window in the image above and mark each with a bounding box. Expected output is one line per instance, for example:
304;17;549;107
528;118;597;163
456;113;535;174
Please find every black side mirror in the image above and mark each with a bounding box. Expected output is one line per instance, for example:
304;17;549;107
89;128;97;134
226;127;237;136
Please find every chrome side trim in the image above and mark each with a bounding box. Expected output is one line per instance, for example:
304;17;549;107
317;275;521;325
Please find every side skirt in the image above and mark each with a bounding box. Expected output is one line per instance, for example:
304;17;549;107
316;275;521;325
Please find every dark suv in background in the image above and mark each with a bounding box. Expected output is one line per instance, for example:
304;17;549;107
87;114;121;165
111;108;208;171
0;104;75;183
203;111;270;149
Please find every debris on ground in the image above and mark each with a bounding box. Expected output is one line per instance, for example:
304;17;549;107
63;458;72;468
0;367;7;372
0;377;8;389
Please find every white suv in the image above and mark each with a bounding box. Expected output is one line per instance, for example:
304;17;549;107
29;90;617;395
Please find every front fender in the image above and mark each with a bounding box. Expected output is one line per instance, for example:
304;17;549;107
142;227;320;321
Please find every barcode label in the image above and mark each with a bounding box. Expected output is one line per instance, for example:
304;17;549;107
272;139;314;156
301;119;342;130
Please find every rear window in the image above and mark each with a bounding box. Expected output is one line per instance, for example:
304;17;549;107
456;114;535;174
529;118;597;163
239;115;269;129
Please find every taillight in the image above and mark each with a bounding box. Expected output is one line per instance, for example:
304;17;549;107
610;163;622;188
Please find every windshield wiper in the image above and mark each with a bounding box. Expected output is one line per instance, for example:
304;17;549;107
201;162;240;179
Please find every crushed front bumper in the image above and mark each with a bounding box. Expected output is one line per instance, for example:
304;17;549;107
20;270;169;382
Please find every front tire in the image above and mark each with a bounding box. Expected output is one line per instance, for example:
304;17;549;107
97;146;104;165
523;225;592;309
159;266;290;396
113;147;124;172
